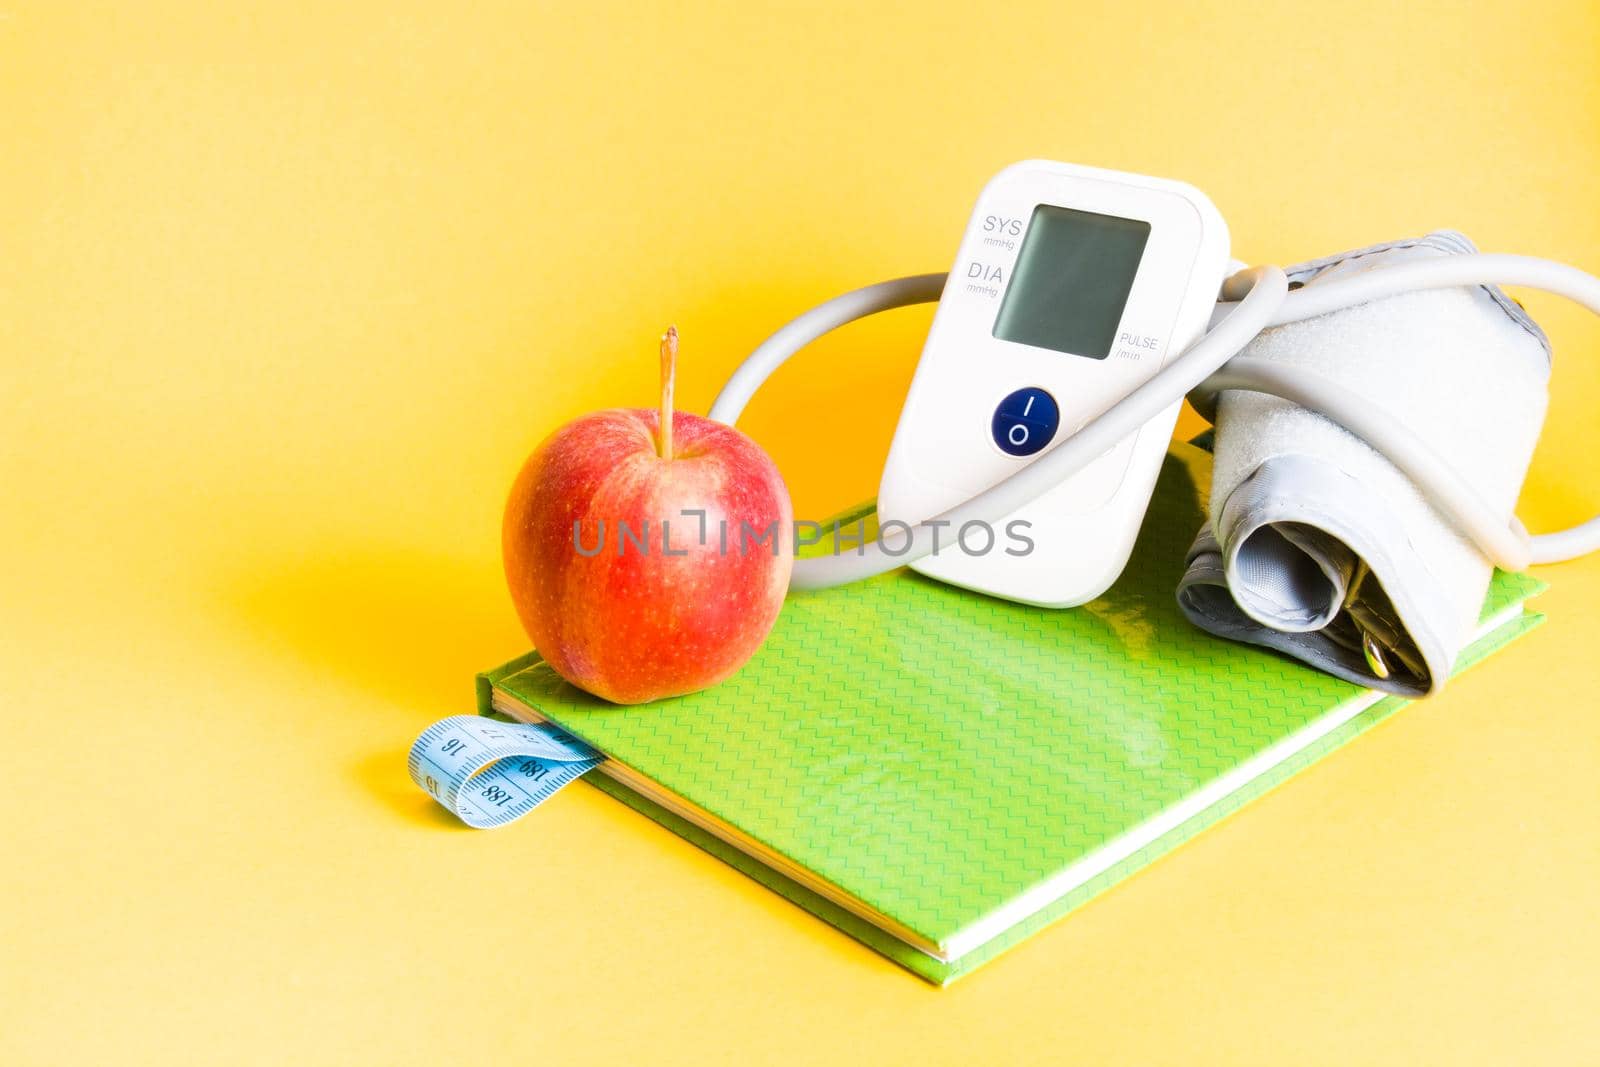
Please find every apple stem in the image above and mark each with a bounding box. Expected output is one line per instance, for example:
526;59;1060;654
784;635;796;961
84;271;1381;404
658;325;677;460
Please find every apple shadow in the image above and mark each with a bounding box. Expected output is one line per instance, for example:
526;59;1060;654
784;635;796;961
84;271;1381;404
229;542;523;710
224;542;530;825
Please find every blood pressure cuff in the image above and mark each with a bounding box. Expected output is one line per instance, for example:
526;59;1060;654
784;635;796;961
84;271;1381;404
1176;232;1551;696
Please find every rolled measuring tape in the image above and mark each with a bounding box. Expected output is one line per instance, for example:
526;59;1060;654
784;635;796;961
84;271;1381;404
408;715;601;828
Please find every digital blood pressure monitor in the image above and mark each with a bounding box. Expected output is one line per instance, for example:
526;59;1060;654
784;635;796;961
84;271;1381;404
877;160;1230;606
703;156;1600;692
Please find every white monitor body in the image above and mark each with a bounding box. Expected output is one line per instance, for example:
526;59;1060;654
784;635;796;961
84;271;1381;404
877;159;1230;607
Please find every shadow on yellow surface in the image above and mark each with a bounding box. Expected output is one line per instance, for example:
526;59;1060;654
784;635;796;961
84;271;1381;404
225;542;526;825
352;747;473;831
228;543;517;710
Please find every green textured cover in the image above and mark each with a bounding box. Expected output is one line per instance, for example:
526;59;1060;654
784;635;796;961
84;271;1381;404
479;445;1545;985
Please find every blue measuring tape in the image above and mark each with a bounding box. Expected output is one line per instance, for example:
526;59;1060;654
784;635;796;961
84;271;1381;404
408;715;601;828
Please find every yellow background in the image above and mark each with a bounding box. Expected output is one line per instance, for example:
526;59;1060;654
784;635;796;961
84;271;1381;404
4;2;1598;1062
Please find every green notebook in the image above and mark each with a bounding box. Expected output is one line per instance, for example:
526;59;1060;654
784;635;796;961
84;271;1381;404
478;444;1545;984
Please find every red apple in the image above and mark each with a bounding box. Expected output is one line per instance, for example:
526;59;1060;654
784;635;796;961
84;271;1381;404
502;328;794;704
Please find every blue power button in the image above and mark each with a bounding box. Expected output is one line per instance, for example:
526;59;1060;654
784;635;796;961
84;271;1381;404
991;387;1059;457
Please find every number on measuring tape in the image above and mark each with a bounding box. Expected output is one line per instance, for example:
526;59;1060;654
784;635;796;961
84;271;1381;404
407;715;601;828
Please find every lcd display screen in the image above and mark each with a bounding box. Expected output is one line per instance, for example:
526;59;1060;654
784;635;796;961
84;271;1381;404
991;205;1150;359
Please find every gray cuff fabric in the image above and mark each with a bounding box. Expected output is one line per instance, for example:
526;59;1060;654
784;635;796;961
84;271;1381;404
1176;232;1551;696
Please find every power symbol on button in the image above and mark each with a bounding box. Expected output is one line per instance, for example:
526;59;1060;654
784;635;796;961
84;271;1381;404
991;387;1059;457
